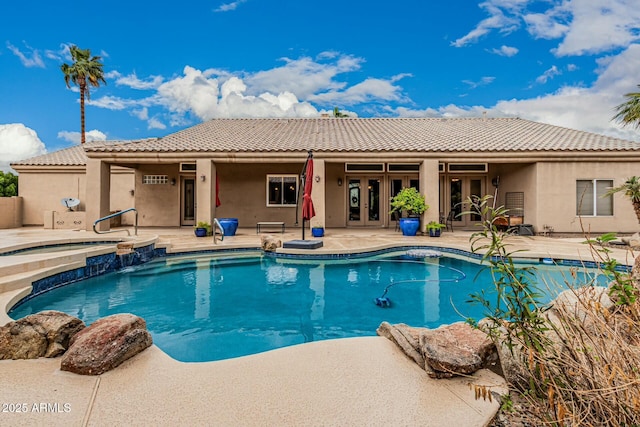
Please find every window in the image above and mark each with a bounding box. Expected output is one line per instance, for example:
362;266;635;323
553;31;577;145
345;163;384;172
267;175;298;206
448;163;488;172
142;175;169;184
576;179;613;216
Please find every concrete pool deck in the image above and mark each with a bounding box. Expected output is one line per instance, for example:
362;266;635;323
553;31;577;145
0;226;635;426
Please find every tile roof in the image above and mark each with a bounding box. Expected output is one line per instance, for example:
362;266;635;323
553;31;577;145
11;139;155;167
83;118;640;154
12;118;640;167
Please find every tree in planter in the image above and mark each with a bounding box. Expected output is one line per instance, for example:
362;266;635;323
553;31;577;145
605;176;640;225
390;187;428;217
390;188;428;236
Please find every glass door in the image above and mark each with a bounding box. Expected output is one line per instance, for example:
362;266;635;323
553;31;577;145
449;176;485;228
181;177;195;226
347;176;383;227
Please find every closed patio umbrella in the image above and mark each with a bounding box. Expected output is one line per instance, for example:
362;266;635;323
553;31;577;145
301;151;315;240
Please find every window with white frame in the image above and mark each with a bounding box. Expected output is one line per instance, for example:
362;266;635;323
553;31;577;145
576;179;613;216
267;175;298;206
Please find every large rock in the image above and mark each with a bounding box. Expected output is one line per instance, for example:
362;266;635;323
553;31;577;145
376;322;425;368
621;232;640;247
0;311;85;360
420;322;497;379
60;313;152;375
261;235;282;252
378;321;497;379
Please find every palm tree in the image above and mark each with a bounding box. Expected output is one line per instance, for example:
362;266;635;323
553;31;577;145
333;107;349;118
61;46;106;144
605;176;640;224
613;85;640;129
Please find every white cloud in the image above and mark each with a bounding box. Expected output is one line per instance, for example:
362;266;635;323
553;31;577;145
115;72;164;90
451;2;522;47
6;42;45;68
392;44;640;142
147;117;166;130
0;124;47;172
489;45;519;56
455;0;640;56
554;0;640;56
214;0;247;12
535;65;561;84
246;54;362;99
57;129;107;145
308;77;408;105
463;76;496;89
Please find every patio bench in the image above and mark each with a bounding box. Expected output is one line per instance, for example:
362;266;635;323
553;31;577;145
256;221;285;233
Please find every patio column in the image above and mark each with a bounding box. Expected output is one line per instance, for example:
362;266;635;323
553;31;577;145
196;160;216;224
310;158;325;230
85;159;111;232
420;159;439;233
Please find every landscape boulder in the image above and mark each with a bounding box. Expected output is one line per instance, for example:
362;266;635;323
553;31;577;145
261;235;282;252
377;321;497;379
0;310;85;360
420;322;497;378
60;313;152;375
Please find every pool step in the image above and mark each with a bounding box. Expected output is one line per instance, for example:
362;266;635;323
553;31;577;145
0;252;88;278
0;260;86;295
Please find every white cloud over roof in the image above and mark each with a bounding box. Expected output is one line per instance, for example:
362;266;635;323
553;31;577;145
0;124;47;172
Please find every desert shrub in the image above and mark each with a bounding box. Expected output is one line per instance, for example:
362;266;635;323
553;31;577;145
466;195;640;426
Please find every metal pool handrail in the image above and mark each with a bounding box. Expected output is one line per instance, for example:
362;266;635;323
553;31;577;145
93;208;138;236
213;218;224;244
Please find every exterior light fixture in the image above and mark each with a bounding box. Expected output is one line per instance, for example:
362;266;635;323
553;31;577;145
129;189;134;196
170;178;176;186
314;175;321;183
200;175;206;182
337;178;343;186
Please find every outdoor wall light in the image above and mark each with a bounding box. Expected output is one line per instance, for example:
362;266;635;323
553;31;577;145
200;175;206;182
129;189;134;196
337;178;343;186
314;175;321;183
170;178;176;186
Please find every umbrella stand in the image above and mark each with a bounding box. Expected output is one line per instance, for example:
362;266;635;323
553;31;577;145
283;151;322;250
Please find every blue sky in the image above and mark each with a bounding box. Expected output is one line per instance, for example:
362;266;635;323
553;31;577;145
1;0;640;171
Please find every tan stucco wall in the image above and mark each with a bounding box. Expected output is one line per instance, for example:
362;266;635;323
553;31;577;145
492;163;538;226
535;162;640;233
213;163;303;229
134;165;181;227
0;197;23;228
111;168;136;225
18;171;86;226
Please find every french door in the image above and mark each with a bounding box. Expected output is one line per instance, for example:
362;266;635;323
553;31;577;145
449;176;485;228
346;176;383;227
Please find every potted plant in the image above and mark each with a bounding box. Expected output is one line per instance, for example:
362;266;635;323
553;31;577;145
390;188;428;236
194;221;211;237
311;226;325;237
426;221;445;237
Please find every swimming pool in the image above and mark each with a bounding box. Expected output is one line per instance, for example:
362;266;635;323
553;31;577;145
9;251;606;362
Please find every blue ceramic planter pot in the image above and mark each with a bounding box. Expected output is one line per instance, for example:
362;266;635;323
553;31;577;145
218;218;238;236
399;218;420;236
194;228;207;237
311;227;324;237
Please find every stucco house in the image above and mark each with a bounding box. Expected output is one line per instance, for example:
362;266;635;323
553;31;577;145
10;117;640;234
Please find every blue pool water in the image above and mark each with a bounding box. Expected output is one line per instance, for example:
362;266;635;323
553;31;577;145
9;251;606;362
